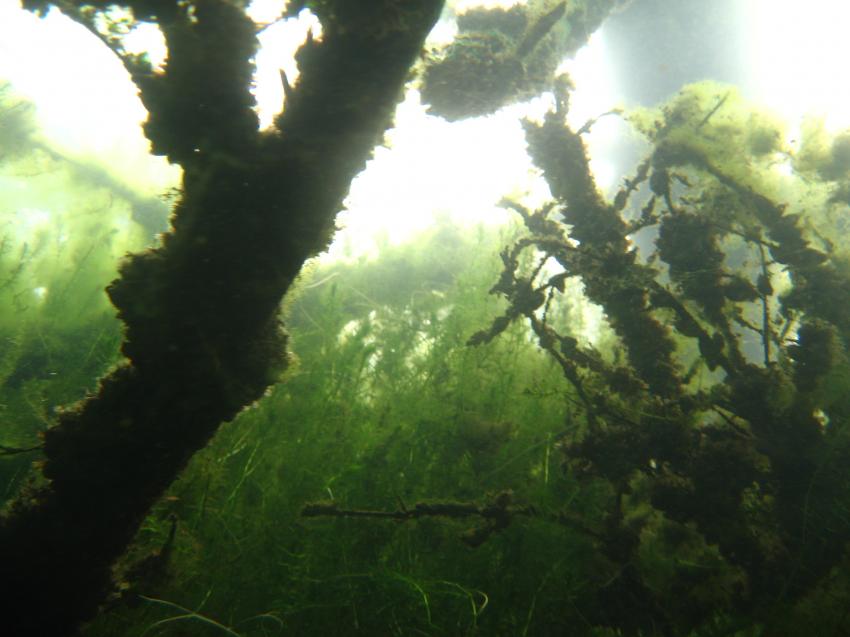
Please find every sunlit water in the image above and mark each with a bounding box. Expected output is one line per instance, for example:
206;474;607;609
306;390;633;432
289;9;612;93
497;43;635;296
1;0;848;260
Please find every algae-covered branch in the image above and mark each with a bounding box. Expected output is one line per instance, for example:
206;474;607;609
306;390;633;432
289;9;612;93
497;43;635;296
470;80;850;632
0;1;443;635
421;0;629;120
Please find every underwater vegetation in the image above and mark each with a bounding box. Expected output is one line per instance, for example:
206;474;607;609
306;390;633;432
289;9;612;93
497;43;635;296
0;81;151;494
2;1;850;636
76;79;850;634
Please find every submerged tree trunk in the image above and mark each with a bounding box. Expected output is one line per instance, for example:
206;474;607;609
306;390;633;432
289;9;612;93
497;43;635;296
0;1;444;635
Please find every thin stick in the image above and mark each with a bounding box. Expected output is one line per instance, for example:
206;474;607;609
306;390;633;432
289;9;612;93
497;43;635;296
139;595;242;637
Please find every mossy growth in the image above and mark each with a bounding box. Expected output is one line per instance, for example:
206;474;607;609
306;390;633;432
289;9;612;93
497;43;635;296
421;28;526;121
421;0;627;121
473;80;850;634
795;118;850;181
628;81;789;188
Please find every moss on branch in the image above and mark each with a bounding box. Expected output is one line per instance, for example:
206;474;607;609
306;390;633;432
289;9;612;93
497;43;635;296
0;2;444;635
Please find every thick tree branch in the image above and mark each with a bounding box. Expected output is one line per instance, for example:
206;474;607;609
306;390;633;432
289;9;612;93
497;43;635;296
0;2;444;635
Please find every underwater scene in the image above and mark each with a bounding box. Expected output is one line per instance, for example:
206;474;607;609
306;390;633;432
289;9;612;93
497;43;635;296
2;0;850;635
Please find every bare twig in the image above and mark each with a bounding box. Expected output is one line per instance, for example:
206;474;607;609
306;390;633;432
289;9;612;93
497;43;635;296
696;91;731;130
0;443;43;456
139;593;243;637
302;492;605;546
758;242;774;365
577;109;623;135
